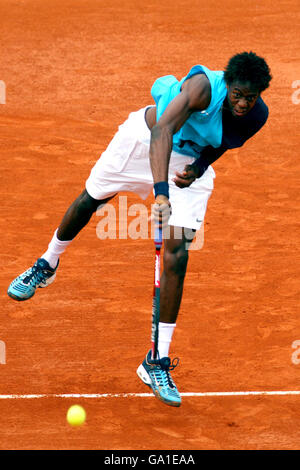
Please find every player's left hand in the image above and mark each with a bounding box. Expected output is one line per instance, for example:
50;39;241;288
173;164;199;188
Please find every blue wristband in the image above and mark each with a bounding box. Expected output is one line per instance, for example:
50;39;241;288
154;181;169;199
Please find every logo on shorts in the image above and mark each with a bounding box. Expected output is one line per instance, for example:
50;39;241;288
196;218;203;223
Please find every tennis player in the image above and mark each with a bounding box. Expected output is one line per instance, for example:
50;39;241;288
8;52;272;407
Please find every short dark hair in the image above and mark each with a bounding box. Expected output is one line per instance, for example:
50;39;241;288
224;51;272;93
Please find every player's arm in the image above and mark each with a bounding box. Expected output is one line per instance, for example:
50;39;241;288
150;73;211;201
173;98;269;188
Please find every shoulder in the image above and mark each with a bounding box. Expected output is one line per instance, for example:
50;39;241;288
235;96;269;142
248;97;269;127
181;73;211;110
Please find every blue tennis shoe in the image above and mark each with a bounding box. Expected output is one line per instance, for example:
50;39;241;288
7;258;58;301
137;350;181;407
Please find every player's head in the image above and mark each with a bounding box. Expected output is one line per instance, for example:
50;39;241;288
224;51;272;117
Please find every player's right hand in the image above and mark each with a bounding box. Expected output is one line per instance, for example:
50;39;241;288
153;195;172;229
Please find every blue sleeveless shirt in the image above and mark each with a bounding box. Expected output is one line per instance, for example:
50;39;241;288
151;65;228;158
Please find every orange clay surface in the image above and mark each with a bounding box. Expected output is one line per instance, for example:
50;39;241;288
0;0;300;450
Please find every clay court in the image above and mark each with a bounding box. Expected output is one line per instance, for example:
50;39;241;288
1;0;300;450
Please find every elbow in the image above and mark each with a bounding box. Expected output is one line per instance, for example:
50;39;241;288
150;123;173;143
150;123;162;141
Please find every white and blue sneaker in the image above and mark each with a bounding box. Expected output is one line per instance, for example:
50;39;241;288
7;258;59;301
137;350;181;407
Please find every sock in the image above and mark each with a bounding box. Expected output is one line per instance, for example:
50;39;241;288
158;322;176;358
41;229;72;269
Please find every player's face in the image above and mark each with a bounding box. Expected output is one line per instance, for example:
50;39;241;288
226;81;260;117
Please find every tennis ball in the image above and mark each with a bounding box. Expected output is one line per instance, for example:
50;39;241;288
66;404;86;427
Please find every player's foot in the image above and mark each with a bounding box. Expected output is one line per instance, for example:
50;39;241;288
7;258;59;301
137;350;181;407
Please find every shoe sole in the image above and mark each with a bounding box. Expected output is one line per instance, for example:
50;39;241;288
136;364;181;407
7;290;35;301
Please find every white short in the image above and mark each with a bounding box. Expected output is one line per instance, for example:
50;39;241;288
86;107;215;230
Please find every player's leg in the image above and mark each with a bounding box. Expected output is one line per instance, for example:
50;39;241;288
138;158;215;406
41;190;115;269
7;189;115;301
8;106;154;301
137;226;194;407
155;163;215;359
160;225;194;324
56;189;112;241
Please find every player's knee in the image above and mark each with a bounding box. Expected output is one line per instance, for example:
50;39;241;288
164;246;188;279
77;190;100;215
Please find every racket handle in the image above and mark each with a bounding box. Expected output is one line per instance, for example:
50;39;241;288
154;226;163;249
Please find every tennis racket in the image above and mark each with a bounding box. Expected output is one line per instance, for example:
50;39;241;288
151;226;163;360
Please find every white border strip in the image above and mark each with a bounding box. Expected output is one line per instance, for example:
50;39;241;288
0;391;300;399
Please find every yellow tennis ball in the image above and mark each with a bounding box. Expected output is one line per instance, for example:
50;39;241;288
66;405;86;427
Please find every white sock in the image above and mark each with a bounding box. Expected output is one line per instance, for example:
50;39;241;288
41;229;72;269
158;322;176;358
